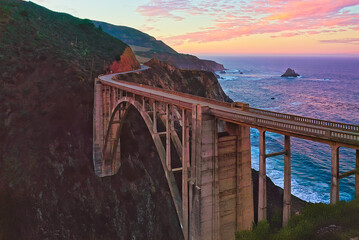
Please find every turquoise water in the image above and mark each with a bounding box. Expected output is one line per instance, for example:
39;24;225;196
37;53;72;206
209;56;359;203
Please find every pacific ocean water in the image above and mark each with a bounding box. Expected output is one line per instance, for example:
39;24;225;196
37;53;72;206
208;56;359;203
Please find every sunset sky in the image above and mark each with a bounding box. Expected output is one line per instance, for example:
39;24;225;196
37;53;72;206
29;0;359;55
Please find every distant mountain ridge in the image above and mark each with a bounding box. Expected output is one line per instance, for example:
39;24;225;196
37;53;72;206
93;21;225;72
93;21;177;54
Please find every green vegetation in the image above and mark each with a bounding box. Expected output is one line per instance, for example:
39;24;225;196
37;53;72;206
0;1;134;238
0;0;128;80
236;199;359;240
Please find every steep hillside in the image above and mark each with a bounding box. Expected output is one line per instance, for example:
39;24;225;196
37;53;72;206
93;21;225;72
0;1;184;239
93;20;177;54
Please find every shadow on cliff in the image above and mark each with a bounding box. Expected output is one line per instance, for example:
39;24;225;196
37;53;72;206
111;107;183;239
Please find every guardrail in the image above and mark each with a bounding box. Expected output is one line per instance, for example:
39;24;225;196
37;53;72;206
211;108;359;147
247;107;359;133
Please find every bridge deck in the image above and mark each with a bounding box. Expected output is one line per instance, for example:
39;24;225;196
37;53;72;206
99;66;359;149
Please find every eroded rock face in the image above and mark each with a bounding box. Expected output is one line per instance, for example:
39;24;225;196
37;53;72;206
281;68;300;77
109;47;141;73
115;58;232;102
147;52;225;72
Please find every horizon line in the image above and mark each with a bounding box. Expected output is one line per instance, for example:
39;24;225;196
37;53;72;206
195;53;359;58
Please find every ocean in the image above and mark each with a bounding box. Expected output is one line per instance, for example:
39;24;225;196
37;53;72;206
208;56;359;203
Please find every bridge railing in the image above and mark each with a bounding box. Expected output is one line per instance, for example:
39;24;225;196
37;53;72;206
109;79;359;133
103;79;233;109
212;108;359;147
247;107;359;133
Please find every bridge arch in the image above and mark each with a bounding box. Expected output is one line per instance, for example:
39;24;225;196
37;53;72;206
93;89;184;228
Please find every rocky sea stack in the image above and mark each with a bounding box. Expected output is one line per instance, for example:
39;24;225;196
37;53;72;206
281;68;300;77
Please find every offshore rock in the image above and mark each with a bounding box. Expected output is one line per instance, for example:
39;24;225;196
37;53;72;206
281;68;300;77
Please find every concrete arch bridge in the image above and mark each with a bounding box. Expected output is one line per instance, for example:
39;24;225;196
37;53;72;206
93;66;359;240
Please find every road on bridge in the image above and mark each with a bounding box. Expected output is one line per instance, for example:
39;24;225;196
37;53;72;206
98;65;359;149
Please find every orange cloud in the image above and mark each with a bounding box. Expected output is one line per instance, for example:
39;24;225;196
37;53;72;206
265;0;359;21
320;38;359;44
136;0;191;21
137;0;359;52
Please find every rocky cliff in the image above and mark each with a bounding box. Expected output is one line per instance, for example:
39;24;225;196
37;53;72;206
140;51;225;72
109;46;141;73
115;58;230;101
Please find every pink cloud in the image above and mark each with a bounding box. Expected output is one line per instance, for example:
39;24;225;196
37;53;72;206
265;0;359;20
271;32;300;38
320;38;359;44
136;0;359;46
136;0;191;21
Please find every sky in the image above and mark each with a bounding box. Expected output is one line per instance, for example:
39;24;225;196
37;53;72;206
29;0;359;56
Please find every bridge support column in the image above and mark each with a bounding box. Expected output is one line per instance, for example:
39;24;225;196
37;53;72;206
190;105;219;240
182;109;190;240
330;145;339;204
111;87;117;111
166;104;171;170
153;101;157;133
258;130;267;221
93;79;104;175
356;150;359;198
224;123;254;234
283;135;291;227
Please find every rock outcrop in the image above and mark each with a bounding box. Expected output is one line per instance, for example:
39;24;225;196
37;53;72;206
109;46;141;73
142;52;225;72
281;68;300;77
115;58;231;102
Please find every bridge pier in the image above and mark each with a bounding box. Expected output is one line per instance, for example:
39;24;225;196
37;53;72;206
224;123;254;232
258;131;292;226
330;145;340;204
283;135;291;227
166;104;172;170
182;109;190;240
258;130;267;222
93;79;104;175
189;107;254;240
190;105;218;240
153;101;157;133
